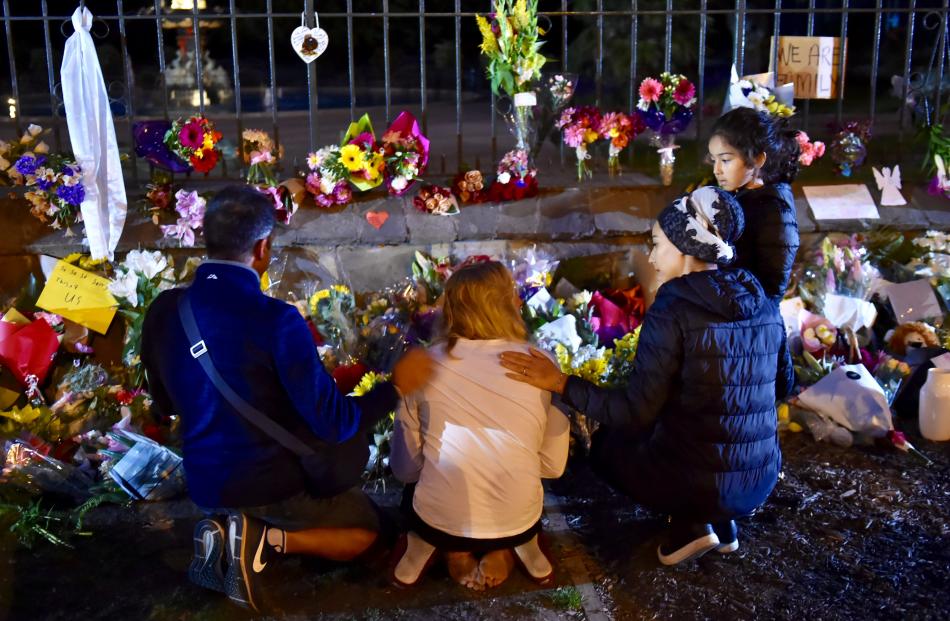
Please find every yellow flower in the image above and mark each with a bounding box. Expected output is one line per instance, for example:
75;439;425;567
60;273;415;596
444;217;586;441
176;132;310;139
339;144;367;172
584;129;599;144
777;403;789;423
332;284;351;295
202;131;215;152
350;371;391;397
476;15;498;56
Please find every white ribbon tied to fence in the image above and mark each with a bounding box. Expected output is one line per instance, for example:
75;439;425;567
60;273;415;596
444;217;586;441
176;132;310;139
61;5;127;261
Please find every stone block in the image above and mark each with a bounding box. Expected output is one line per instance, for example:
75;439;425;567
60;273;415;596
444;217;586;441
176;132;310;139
495;197;540;239
293;205;361;246
588;187;660;235
794;197;817;233
537;188;594;239
336;244;423;292
450;240;509;261
356;198;409;245
877;205;930;230
454;202;499;240
405;201;458;244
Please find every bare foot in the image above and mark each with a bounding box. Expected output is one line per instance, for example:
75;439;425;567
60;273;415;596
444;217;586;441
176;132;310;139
477;549;515;588
445;551;483;590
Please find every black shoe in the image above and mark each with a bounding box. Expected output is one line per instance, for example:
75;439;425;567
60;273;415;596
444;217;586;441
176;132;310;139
712;520;739;554
225;513;272;612
657;522;720;566
188;518;226;592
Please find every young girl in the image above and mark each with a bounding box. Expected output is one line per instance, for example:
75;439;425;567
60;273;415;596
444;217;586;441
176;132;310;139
708;107;801;302
501;187;791;566
390;261;569;590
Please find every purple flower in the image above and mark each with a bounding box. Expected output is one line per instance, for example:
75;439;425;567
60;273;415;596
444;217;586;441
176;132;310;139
15;154;45;176
56;183;85;206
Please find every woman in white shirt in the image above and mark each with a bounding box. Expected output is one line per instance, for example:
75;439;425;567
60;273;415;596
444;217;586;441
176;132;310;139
390;261;570;590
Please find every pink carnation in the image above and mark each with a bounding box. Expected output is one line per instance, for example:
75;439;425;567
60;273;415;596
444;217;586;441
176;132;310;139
638;78;663;104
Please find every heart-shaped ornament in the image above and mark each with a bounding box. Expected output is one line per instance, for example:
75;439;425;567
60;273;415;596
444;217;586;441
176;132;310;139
365;211;389;229
291;26;328;63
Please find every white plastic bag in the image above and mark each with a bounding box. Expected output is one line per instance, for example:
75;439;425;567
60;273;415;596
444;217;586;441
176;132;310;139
797;364;893;438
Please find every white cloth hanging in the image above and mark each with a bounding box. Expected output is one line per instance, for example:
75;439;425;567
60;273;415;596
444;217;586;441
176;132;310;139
61;5;127;260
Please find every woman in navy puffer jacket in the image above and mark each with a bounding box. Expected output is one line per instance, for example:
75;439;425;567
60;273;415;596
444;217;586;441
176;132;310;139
501;187;791;566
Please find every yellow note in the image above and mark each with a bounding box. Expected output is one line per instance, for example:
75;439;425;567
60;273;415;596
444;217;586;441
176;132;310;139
1;308;30;325
35;261;118;335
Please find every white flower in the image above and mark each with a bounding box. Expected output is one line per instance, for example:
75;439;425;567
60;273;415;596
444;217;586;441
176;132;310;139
19;132;32;145
0;156;9;172
123;249;168;280
319;175;336;195
497;171;511;185
390;176;408;192
108;269;140;307
34;141;49;154
27;124;42;137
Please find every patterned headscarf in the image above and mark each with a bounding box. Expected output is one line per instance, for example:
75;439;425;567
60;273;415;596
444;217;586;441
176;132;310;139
657;186;745;266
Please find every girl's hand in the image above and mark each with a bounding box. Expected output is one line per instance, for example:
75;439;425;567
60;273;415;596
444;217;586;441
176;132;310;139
499;348;568;394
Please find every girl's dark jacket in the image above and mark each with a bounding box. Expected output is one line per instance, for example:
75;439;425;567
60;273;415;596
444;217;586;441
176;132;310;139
732;182;800;302
561;268;792;521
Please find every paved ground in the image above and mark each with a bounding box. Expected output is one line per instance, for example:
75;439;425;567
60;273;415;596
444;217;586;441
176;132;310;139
1;425;948;621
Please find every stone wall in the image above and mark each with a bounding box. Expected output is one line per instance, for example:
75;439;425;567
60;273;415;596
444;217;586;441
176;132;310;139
2;181;949;299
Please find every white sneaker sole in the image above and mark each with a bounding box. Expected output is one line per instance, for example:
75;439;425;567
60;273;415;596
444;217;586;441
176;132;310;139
657;534;720;566
716;540;740;554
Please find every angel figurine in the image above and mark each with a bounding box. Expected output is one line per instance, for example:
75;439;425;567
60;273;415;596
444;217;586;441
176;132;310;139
872;165;906;206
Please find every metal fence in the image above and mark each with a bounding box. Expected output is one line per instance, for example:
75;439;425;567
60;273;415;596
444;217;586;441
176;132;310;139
1;0;948;182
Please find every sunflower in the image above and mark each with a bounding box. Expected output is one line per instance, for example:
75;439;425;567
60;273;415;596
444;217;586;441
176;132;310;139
340;144;367;173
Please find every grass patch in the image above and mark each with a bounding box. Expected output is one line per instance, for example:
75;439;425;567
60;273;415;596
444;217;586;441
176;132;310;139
548;586;583;612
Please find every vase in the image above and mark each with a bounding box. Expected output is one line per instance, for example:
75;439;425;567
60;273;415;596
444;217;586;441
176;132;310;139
501;92;537;173
919;368;950;441
653;134;678;186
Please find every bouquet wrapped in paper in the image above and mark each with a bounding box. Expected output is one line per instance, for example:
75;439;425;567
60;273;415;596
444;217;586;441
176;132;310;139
381;111;429;195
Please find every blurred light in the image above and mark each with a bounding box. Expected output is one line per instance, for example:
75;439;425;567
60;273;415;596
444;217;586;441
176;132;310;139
7;97;15;119
170;0;207;9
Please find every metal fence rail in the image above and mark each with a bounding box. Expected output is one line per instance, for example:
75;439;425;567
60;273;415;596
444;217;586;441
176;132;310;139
1;0;948;182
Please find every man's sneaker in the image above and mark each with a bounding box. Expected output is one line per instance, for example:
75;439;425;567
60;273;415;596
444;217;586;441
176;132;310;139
712;520;739;554
657;522;720;566
188;518;226;592
225;513;271;612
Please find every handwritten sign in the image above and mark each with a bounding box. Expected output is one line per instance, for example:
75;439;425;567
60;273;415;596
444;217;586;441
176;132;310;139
35;261;118;334
770;36;847;99
803;184;879;220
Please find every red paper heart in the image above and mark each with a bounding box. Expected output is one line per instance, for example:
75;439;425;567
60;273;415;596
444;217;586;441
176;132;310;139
365;210;389;229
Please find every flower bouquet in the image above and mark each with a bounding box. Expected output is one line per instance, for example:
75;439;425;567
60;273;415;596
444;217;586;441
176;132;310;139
531;72;578;159
108;250;176;386
341;114;385;192
413;184;459;216
0;123;50;186
724;65;795;118
598;111;645;176
164;115;222;174
477;0;547;169
242;129;283;186
452;170;487;204
488;148;538;201
308;284;360;358
159;189;206;248
304;147;354;209
14;153;85;232
380;111;429;195
636;73;697;185
797;132;826;167
556;106;602;181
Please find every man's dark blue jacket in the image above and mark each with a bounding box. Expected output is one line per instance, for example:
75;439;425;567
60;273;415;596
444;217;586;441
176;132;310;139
562;268;791;522
141;261;397;509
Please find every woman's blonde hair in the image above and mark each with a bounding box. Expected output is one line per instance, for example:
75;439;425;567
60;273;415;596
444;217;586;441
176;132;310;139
441;261;526;353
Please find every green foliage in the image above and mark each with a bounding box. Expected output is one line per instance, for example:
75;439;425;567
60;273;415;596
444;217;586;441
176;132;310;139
549;586;583;611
